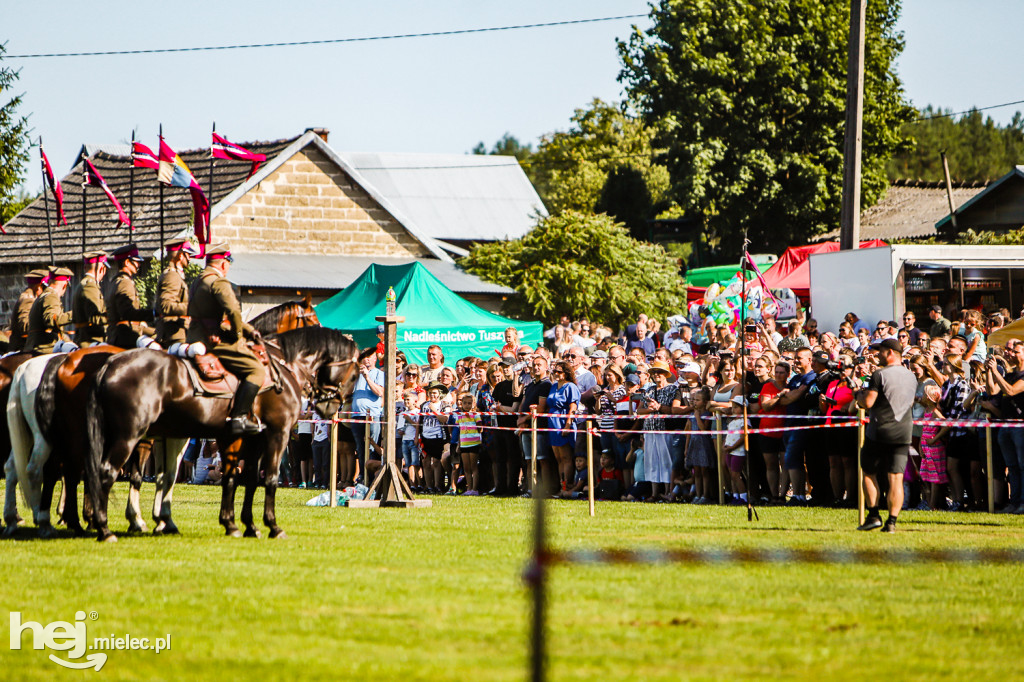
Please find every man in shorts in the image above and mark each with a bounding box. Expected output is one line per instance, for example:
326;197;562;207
855;338;918;532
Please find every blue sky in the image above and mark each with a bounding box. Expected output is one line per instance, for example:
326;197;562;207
6;1;1023;192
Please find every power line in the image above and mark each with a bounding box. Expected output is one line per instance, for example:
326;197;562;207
911;99;1024;123
7;14;647;59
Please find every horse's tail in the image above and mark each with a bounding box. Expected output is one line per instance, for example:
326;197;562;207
84;360;110;530
34;354;65;445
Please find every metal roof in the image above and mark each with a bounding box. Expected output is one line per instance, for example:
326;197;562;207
339;152;546;241
229;253;514;295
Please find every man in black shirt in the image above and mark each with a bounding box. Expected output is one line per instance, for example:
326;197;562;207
516;355;554;496
490;358;522;495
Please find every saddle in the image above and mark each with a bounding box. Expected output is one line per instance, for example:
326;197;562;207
182;344;275;398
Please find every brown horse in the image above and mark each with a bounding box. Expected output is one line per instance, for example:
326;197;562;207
86;327;358;542
249;295;320;336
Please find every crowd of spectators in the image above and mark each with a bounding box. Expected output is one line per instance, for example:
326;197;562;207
254;304;1024;515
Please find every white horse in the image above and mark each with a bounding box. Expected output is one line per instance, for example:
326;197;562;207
3;354;63;537
3;350;188;538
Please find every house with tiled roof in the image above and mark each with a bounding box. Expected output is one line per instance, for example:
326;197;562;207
0;128;545;318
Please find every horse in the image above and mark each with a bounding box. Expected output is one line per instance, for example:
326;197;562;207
0;352;32;531
3;298;323;539
249;295;320;336
85;327;358;542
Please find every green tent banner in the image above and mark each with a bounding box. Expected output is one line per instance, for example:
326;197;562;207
316;262;543;365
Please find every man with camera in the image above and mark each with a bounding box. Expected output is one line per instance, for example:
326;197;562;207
855;338;917;532
805;351;840;505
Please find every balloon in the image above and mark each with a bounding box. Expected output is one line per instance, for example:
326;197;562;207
705;283;721;300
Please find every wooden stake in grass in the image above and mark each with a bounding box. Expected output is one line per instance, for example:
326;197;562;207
716;414;725;505
587;419;595;517
986;421;994;514
857;408;866;525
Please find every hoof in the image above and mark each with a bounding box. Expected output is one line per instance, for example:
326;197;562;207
160;523;180;536
37;523;57;540
225;528;242;538
1;524;16;539
96;531;117;543
243;527;261;539
269;529;287;540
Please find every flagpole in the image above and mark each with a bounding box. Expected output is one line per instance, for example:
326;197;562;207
129;129;135;235
208;122;215;244
81;151;88;255
159;124;165;268
39;138;55;263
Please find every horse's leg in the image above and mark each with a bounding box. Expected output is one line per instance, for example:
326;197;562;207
153;438;187;535
82;488;94;531
35;456;61;538
240;454;261;538
2;455;19;536
93;458;120;543
263;428;289;539
124;444;149;533
219;439;243;537
61;468;86;536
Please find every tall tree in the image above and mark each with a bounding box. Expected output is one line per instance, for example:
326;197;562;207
888;107;1024;183
0;45;31;225
619;0;914;254
461;210;685;329
528;98;671;217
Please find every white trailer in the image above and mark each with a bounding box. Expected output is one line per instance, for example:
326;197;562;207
809;244;1024;334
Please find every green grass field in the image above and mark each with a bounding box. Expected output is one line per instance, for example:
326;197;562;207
1;481;1023;681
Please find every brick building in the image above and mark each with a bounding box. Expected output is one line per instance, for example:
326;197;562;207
0;128;544;321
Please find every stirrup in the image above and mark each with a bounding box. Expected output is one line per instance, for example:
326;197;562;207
227;416;264;436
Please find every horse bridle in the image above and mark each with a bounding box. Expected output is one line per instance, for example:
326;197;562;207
306;358;357;415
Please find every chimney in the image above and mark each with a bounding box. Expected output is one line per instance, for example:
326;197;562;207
305;127;329;143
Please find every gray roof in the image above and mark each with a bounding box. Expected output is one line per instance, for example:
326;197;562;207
935;166;1024;232
229;253;514;295
819;180;989;241
339;152;546;241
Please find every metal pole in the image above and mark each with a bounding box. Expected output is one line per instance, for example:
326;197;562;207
530;406;538;492
740;240;754;521
208;122;216;241
81;151;87;255
941;152;958;231
129;129;135;234
159;125;165;269
716;414;725;505
38;139;55;263
363;412;372;483
586;419;595;517
329;417;338;508
985;421;994;514
839;0;866;251
857;408;866;526
528;472;547;682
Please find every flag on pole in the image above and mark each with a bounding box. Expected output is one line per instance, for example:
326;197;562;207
132;141;159;169
159;138;210;243
40;145;67;225
83;158;131;228
211;132;266;180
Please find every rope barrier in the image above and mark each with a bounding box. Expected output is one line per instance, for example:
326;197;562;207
531;547;1024;567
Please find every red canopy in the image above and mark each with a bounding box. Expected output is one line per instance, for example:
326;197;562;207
761;240;887;299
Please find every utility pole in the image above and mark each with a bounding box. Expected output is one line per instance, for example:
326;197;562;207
839;0;867;251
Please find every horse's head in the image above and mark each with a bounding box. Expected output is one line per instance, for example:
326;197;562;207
249;298;321;336
276;327;358;418
295;296;321;329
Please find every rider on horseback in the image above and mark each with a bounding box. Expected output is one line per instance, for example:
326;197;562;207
8;269;49;353
105;244;156;348
25;267;74;356
187;243;266;436
71;251;109;348
155;237;198;347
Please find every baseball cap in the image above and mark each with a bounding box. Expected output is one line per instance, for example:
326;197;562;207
625;373;641;386
499;355;516;366
930;304;943;313
590;350;608;359
376;324;385;334
679;362;701;375
731;395;747;406
869;338;903;354
811;350;830;365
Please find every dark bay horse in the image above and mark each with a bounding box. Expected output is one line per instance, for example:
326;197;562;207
86;327;358;542
249;295;320;336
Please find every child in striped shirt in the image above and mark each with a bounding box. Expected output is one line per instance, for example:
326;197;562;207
451;392;483;496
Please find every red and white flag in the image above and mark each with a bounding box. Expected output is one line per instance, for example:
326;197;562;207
83;158;131;228
41;145;67;225
211;132;265;180
132;141;159;169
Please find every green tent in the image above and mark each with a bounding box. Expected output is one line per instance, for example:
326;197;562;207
316;262;543;364
685;257;776;289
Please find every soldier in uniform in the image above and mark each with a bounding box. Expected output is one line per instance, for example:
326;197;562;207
71;251;109;348
8;268;49;353
105;244;156;349
187;244;266;435
25;267;74;356
154;238;198;347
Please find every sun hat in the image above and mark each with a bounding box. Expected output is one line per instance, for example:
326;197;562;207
425;381;449;395
647;360;673;375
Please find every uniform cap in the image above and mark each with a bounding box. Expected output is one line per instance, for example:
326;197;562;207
110;243;144;262
26;268;50;282
82;250;108;264
205;243;234;262
49;266;74;281
165;238;199;256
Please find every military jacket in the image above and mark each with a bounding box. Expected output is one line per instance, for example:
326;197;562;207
155;265;189;345
105;271;155;346
186;266;254;346
25;287;71;355
8;287;37;352
71;274;107;346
